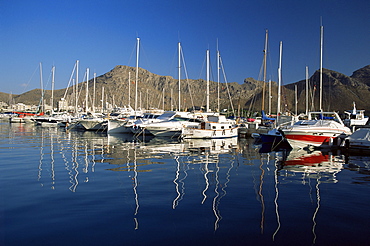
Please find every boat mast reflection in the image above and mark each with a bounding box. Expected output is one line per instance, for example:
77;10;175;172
279;149;344;244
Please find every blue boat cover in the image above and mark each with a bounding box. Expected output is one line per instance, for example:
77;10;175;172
261;110;276;121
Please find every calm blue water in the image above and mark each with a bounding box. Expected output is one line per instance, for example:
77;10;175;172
1;122;369;246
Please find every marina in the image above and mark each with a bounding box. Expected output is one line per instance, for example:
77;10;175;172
1;121;370;245
1;2;369;245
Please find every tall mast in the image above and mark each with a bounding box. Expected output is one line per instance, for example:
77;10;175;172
268;80;271;115
295;85;298;115
305;66;309;115
277;41;282;115
75;60;79;114
262;29;268;112
135;38;140;112
51;66;55;114
178;42;181;111
93;72;96;113
101;86;104;113
85;68;89;113
39;62;44;112
206;49;210;112
319;25;323;111
217;40;220;113
128;71;131;106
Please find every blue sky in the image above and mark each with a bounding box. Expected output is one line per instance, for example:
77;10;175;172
0;0;369;94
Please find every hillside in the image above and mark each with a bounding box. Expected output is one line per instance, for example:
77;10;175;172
2;64;370;115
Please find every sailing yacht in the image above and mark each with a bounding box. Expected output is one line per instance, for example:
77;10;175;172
181;48;238;139
181;114;238;139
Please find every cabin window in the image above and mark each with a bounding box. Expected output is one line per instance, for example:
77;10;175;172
221;126;224;129
212;126;216;129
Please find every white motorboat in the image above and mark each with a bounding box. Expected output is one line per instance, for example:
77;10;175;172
281;111;351;149
144;117;202;138
343;102;368;127
181;115;238;139
343;128;370;151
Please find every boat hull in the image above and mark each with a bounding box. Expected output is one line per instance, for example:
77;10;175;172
182;127;238;139
107;119;132;134
79;119;107;131
283;129;348;149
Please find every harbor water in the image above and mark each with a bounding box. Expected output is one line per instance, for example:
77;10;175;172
1;122;369;246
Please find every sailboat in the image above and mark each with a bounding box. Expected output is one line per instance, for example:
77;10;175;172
181;49;238;139
258;41;293;148
107;38;144;134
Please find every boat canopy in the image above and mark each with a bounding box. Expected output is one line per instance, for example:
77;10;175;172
261;110;275;121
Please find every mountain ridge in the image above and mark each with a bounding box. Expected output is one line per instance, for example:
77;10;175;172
1;64;369;115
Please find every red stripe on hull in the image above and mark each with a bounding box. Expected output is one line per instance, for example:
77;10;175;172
284;134;331;145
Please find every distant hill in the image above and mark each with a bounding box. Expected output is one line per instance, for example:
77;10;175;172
2;64;370;115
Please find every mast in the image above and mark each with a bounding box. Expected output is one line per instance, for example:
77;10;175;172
305;66;309;115
178;42;181;111
93;72;96;113
85;68;89;113
217;40;220;113
135;38;140;113
277;41;282;115
262;29;268;112
101;86;104;113
295;85;298;115
319;25;323;111
206;49;210;112
51;66;55;114
146;89;149;109
39;62;44;113
128;71;131;106
75;60;79;114
268;79;271;115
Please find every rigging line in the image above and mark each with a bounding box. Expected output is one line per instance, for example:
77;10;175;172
76;71;87;108
219;55;235;116
22;64;40;94
63;63;77;100
181;47;195;109
43;67;53;93
140;42;154;76
127;40;137;67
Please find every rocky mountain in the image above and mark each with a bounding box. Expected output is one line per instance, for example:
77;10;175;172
2;64;370;115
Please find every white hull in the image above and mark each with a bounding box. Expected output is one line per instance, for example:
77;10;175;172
344;128;370;150
10;117;34;123
182;127;238;139
282;112;351;149
181;115;238;139
107;119;133;134
144;120;199;138
79;119;107;131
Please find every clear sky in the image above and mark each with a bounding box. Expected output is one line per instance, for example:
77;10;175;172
0;0;369;94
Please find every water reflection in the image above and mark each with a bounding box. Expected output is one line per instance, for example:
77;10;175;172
36;127;107;192
280;150;344;183
105;135;239;230
276;149;345;244
2;122;370;245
